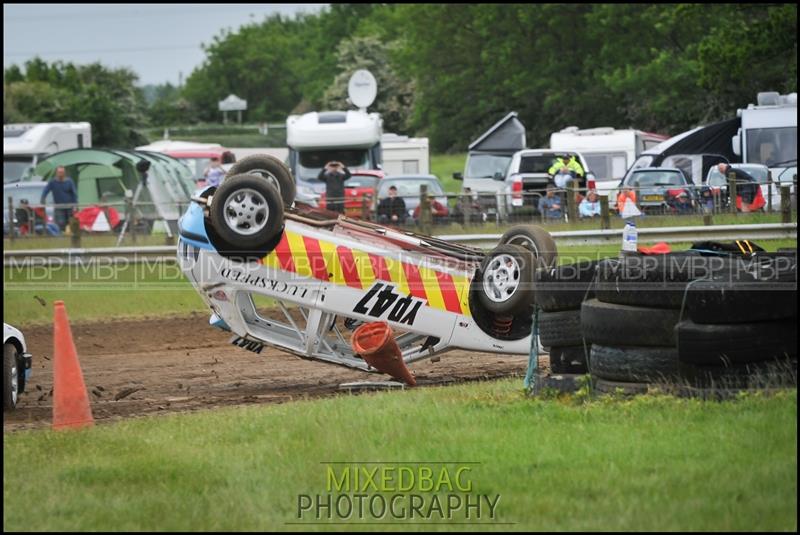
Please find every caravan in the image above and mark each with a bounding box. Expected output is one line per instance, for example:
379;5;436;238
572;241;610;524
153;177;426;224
4;122;91;183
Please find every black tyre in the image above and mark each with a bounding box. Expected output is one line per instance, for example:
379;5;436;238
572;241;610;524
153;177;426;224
4;344;19;411
590;344;680;382
476;244;536;315
684;358;797;389
595;253;737;309
226;154;296;207
676;319;797;366
593;378;650;395
209;173;284;252
685;277;797;324
539;309;583;347
581;299;680;347
534;260;599;311
499;225;558;269
549;345;588;374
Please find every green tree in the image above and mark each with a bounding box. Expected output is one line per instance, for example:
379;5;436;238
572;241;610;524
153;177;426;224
3;58;147;146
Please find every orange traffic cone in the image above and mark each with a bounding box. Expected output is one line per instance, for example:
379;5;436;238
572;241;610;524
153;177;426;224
52;300;94;430
352;322;416;386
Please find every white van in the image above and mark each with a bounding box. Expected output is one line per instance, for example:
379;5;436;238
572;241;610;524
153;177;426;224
4;122;91;183
549;126;667;195
732;92;797;186
285;110;383;196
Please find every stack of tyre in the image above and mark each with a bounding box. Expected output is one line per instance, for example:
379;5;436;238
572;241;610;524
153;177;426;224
534;260;600;374
583;251;797;394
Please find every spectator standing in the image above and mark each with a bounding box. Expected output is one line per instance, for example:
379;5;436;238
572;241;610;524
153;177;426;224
377;185;407;225
221;151;237;174
538;186;563;220
40;166;78;231
579;189;602;218
204;157;226;188
318;161;351;214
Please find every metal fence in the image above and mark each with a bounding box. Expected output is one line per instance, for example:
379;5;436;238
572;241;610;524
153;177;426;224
5;177;797;247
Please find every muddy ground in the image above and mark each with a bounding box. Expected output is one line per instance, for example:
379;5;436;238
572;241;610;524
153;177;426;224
4;313;535;431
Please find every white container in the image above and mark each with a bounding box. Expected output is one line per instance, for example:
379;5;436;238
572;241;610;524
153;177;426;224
622;221;638;252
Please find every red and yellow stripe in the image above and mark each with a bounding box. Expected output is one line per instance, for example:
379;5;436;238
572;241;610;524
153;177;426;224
261;230;471;316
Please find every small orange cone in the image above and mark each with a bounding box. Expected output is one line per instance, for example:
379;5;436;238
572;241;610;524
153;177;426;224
352;322;416;386
52;300;94;430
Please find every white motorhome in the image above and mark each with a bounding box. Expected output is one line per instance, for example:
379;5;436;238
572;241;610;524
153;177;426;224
549;126;667;195
732;92;797;185
285;110;383;195
4;122;91;183
380;133;429;176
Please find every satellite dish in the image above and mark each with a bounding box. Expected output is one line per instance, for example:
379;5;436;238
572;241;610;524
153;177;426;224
348;69;377;111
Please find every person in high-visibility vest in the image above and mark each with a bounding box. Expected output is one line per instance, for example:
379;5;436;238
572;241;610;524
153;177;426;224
548;154;585;178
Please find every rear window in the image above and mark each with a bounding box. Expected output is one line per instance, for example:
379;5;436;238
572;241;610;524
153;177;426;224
519;155;558;174
625;171;685;188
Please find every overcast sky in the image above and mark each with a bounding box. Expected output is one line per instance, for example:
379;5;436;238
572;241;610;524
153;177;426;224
3;3;327;86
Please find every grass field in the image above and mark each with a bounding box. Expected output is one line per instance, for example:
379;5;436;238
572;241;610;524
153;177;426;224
430;153;467;193
3;380;796;531
4;239;796;326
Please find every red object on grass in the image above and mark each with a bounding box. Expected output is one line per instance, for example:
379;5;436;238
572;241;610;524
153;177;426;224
351;321;416;386
637;242;672;255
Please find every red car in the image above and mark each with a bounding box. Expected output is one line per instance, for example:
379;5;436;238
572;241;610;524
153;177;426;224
319;169;384;219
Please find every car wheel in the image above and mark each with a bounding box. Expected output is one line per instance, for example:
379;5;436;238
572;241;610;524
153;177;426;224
209;173;284;254
4;343;19;411
226;155;296;207
499;225;558;269
477;244;536;315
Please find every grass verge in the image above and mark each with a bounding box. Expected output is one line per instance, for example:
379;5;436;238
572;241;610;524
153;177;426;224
3;380;796;531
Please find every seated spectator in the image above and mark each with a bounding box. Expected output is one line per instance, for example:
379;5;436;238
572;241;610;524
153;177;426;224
412;198;449;222
538;186;563;220
666;190;694;214
579;190;602;218
553;166;574;189
377;185;407;225
616;186;637;214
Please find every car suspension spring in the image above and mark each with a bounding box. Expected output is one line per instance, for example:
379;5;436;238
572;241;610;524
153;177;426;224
492;315;514;336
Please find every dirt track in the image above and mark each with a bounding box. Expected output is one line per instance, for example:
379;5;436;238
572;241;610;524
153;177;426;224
4;313;531;430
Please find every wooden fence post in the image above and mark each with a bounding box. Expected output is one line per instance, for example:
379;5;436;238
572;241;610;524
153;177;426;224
419;184;432;234
781;185;791;224
599;195;610;230
728;172;738;215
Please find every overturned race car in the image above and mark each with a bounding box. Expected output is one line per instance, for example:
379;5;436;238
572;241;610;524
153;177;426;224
177;155;556;383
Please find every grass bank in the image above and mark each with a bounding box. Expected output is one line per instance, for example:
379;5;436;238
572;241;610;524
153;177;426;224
3;380;796;531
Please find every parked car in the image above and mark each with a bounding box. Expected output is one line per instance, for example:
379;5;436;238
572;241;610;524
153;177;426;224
705;163;775;210
319;170;382;219
377;175;449;223
4;323;33;411
612;167;698;214
501;149;593;219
